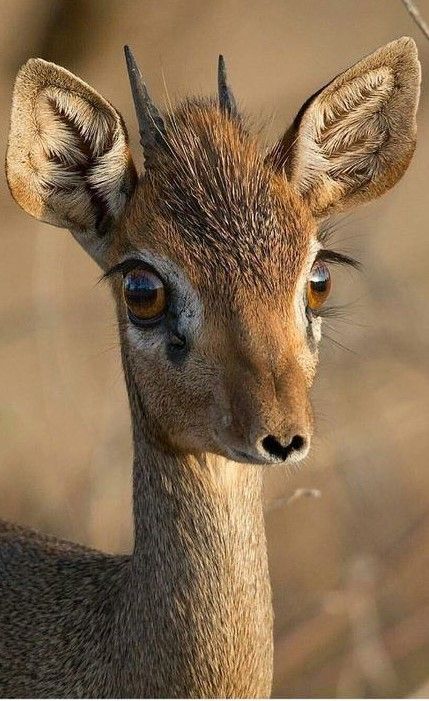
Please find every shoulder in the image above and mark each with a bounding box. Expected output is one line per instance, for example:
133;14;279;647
0;518;99;558
0;519;129;589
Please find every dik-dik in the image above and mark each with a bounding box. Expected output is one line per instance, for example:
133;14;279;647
0;38;420;697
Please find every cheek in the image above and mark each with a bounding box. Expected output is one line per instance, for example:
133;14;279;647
297;343;319;385
309;315;322;344
126;333;216;440
126;324;165;354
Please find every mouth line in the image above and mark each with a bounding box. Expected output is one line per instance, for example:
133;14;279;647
226;447;283;466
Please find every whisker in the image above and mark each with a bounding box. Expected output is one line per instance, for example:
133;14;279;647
317;300;367;327
322;330;356;354
318;212;355;244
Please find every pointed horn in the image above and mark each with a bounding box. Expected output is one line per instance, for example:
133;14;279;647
218;55;237;116
124;45;166;166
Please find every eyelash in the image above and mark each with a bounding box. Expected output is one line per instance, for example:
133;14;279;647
102;248;360;324
315;249;360;270
100;258;151;281
306;248;360;321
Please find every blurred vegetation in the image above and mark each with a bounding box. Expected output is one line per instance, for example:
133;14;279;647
0;1;428;697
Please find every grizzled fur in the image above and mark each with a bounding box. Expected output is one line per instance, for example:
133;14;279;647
2;38;420;697
147;99;312;288
0;452;272;697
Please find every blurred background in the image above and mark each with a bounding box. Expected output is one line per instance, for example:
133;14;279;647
0;0;428;697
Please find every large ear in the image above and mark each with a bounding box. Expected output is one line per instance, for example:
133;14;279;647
6;58;138;268
268;37;421;217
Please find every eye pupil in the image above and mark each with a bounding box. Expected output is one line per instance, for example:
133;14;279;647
307;261;331;311
123;268;166;324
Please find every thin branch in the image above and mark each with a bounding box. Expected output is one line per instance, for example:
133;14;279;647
401;0;429;41
265;488;321;513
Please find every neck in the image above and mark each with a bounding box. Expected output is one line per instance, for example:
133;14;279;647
116;402;273;697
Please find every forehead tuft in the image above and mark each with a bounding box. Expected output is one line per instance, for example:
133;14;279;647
127;99;315;293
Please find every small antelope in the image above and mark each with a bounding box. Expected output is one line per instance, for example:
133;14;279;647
1;38;420;697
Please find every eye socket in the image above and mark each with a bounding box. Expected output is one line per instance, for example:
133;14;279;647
307;261;331;312
123;267;167;325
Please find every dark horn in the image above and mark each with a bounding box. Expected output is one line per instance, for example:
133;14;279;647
218;55;237;116
124;45;166;166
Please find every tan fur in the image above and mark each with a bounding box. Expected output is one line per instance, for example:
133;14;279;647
2;38;420;697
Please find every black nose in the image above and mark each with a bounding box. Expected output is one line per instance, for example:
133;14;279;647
261;433;307;462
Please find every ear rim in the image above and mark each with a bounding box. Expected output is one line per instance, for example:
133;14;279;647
6;57;137;268
268;37;421;218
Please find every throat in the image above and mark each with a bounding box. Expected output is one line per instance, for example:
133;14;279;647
121;440;273;697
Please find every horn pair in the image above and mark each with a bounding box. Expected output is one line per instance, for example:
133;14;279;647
124;46;236;166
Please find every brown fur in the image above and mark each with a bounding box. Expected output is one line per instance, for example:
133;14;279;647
2;38;420;697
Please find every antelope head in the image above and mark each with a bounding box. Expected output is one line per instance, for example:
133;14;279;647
6;39;420;465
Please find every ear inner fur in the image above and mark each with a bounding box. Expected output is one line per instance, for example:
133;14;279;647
267;37;421;217
6;58;137;264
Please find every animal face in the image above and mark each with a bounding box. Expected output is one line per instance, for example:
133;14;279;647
6;39;420;464
107;103;319;462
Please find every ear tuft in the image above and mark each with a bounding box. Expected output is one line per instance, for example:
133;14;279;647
6;58;137;263
270;38;421;217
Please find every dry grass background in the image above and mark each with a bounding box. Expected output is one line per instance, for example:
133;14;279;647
0;0;428;697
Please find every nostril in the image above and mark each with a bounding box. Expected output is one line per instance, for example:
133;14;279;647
261;433;307;462
290;434;305;452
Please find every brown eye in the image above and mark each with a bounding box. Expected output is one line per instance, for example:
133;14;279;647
123;268;166;324
307;261;331;311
